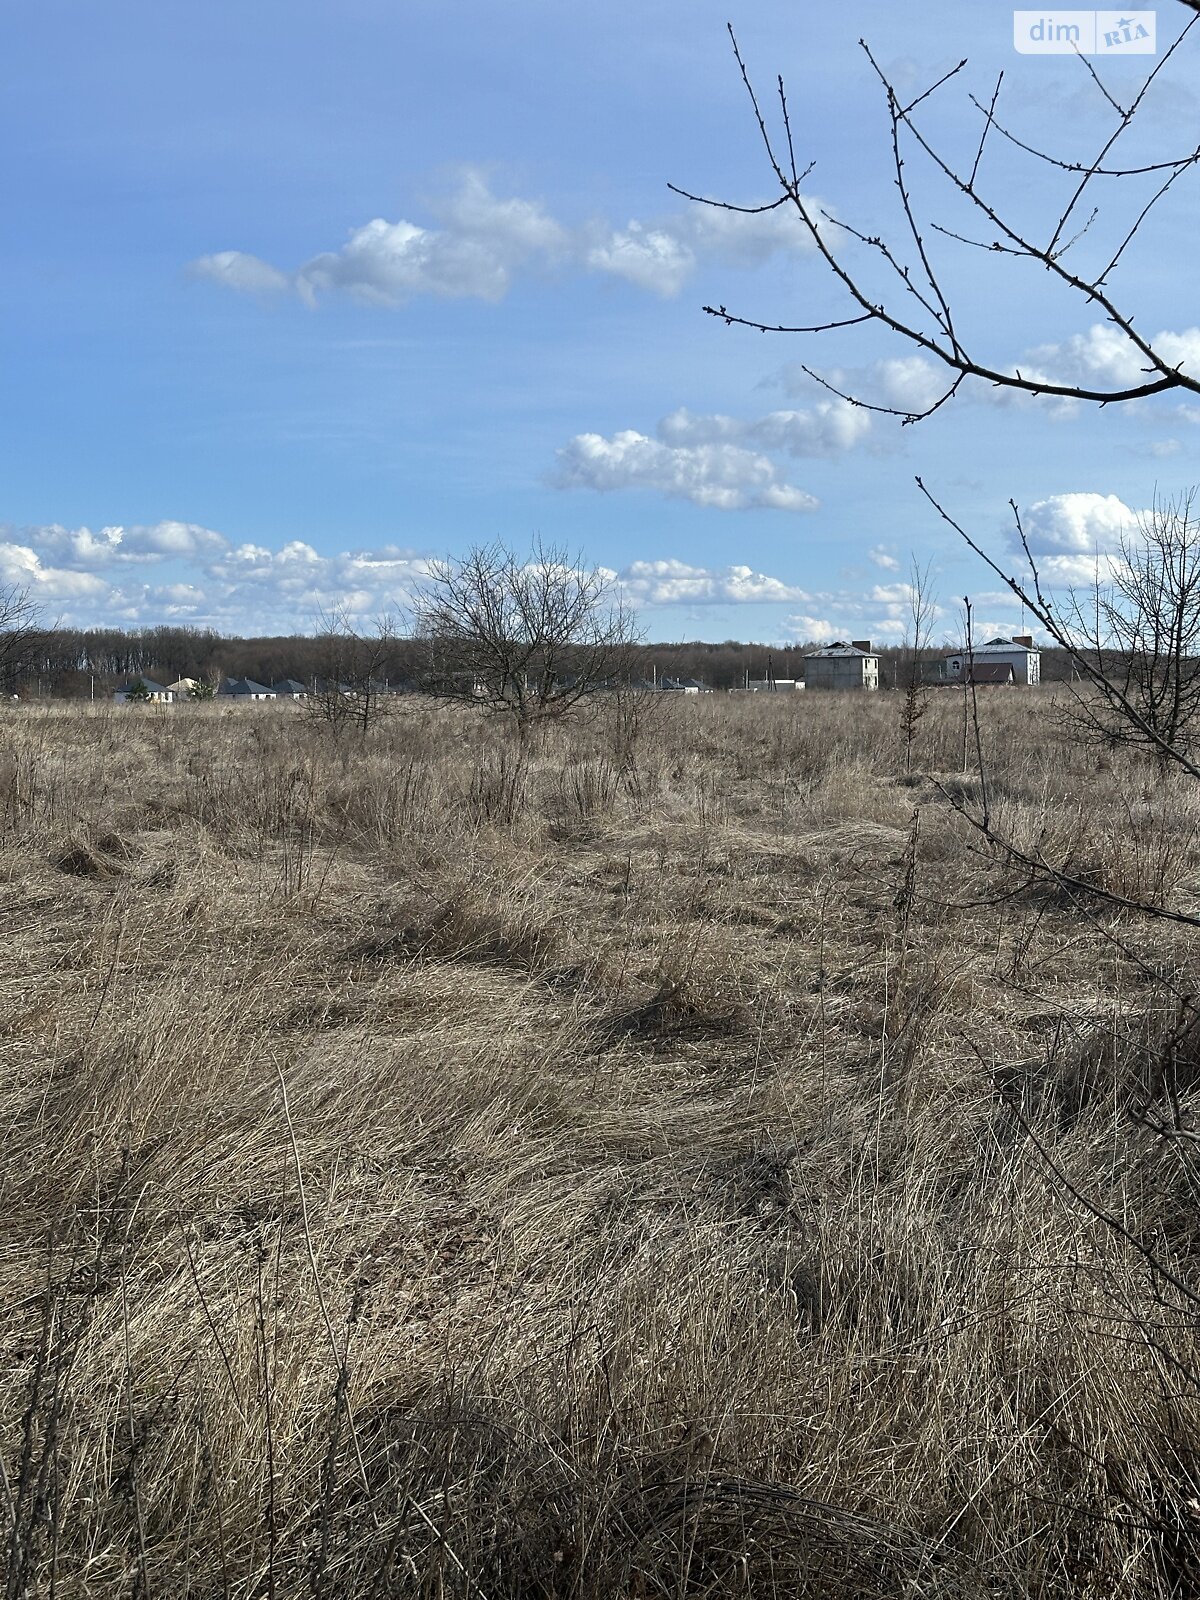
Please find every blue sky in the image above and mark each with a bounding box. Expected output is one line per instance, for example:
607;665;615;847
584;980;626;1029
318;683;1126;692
4;0;1198;642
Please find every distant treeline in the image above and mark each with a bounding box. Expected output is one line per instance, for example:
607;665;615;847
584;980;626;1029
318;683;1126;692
10;625;1075;697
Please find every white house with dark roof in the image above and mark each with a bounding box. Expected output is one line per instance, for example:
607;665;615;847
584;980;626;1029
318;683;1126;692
804;641;880;691
113;678;174;704
219;677;277;700
944;636;1040;686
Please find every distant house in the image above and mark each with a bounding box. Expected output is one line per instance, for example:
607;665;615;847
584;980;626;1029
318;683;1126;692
271;678;309;699
944;636;1040;686
113;678;174;705
219;677;276;700
744;677;804;692
804;641;880;691
167;677;198;698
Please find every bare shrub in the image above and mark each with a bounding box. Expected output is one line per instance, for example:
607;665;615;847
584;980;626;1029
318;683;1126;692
411;538;639;740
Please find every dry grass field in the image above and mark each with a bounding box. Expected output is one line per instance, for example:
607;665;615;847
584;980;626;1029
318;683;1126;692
3;688;1200;1598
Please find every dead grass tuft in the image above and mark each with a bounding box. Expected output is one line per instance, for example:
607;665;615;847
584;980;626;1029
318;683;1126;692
50;830;134;878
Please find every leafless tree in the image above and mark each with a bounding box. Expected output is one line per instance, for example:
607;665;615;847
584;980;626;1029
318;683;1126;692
0;584;45;697
306;608;397;736
410;539;639;739
924;484;1200;780
896;557;938;773
1060;490;1200;758
678;9;1200;420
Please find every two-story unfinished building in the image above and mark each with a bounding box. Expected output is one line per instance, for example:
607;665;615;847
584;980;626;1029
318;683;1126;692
804;641;880;691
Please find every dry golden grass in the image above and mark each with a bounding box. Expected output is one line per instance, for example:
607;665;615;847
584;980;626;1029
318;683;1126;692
3;688;1200;1598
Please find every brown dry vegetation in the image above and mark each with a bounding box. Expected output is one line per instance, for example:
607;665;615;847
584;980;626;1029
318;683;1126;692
3;689;1200;1598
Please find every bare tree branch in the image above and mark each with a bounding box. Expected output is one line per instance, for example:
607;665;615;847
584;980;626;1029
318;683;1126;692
691;19;1200;415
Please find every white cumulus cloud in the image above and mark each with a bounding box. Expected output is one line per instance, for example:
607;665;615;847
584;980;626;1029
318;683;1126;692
585;224;695;297
1028;324;1200;390
1005;491;1144;585
775;355;948;416
302;217;515;306
780;613;838;643
782;582;952;646
618;559;814;605
191;167;823;308
0;541;112;602
0;517;433;631
675;201;821;266
204;540;430;617
659;400;870;458
1020;492;1138;555
2;520;230;568
554;430;818;512
554;399;873;513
